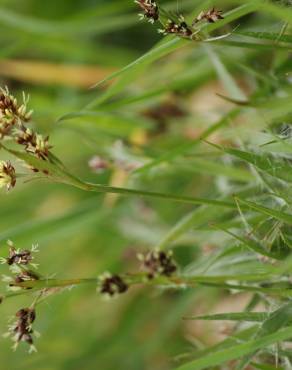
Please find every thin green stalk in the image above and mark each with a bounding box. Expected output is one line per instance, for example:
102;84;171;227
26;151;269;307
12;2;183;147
1;272;290;303
2;144;240;209
81;182;236;208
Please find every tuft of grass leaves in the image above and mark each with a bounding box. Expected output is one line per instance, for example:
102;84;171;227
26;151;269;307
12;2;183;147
1;0;292;369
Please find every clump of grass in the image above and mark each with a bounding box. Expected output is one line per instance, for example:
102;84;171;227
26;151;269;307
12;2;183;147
1;0;292;368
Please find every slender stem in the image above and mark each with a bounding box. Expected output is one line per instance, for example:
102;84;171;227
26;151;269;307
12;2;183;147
82;182;236;208
1;272;291;303
2;143;238;209
59;109;243;208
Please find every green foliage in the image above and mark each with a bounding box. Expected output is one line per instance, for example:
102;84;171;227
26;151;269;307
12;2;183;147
1;0;292;369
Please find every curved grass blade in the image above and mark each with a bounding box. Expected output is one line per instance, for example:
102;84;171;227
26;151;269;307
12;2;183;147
0;6;138;36
87;37;188;109
156;205;230;250
175;327;292;370
212;224;283;260
236;302;292;369
235;197;292;225
223;147;292;183
184;312;268;322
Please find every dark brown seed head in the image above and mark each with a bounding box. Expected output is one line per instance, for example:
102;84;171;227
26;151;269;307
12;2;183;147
6;246;33;266
16;308;36;325
99;273;128;296
15;127;52;160
135;0;159;23
138;249;177;279
159;17;192;38
194;8;224;24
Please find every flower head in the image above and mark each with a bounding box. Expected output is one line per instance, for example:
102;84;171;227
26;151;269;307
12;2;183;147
1;241;39;268
0;161;16;191
7;247;32;266
135;0;159;23
138;249;177;279
159;16;192;37
0;87;32;138
15;128;51;160
1;242;40;293
99;272;128;297
4;307;37;353
193;8;224;24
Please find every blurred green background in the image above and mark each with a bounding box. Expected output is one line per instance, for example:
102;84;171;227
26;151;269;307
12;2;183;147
0;0;289;369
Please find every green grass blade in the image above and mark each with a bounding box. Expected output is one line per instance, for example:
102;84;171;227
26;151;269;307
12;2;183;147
184;312;268;322
176;327;292;370
235;198;292;225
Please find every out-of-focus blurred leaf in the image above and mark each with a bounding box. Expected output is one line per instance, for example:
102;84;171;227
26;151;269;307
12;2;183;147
176;327;292;370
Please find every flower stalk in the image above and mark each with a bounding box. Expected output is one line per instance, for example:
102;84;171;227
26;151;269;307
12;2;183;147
5;272;289;295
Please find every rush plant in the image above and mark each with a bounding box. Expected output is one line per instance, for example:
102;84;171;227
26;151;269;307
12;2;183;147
1;1;292;369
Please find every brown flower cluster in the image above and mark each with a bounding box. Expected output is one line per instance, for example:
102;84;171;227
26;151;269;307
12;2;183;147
99;273;129;297
0;87;53;191
138;249;177;279
135;0;159;23
159;16;192;37
1;241;39;289
0;87;32;138
4;307;37;353
6;245;33;266
194;8;224;24
135;0;224;39
15;127;51;160
1;241;40;351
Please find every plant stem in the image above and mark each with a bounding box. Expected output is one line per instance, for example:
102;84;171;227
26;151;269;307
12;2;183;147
82;182;237;208
2;272;291;303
